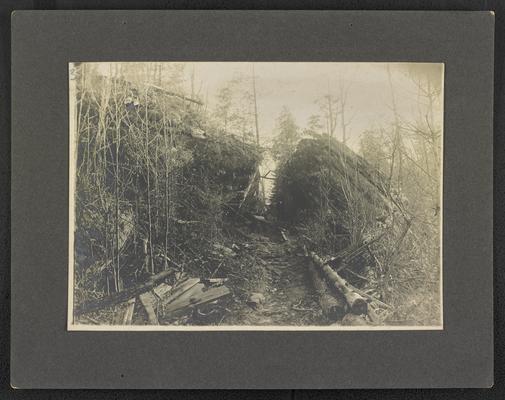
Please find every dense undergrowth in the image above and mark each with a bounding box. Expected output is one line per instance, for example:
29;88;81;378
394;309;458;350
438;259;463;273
72;64;441;327
73;68;263;312
272;136;441;325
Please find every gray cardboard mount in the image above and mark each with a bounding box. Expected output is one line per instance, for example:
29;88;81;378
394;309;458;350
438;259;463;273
11;11;494;389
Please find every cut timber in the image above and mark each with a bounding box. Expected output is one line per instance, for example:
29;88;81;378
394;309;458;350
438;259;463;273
152;282;173;300
164;284;231;316
165;278;201;304
307;259;346;321
139;291;159;325
122;298;136;325
74;269;173;316
164;283;205;313
310;252;368;315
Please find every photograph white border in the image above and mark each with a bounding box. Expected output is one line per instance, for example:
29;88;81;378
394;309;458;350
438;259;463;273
67;62;444;331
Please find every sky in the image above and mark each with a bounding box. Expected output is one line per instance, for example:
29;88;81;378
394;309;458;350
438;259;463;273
190;62;443;150
90;62;444;152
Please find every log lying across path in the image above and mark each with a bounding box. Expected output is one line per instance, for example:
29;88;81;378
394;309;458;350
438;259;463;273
310;252;368;315
307;257;346;321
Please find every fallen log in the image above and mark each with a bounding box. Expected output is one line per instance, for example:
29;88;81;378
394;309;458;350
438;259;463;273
347;284;392;310
74;269;173;316
324;250;392;310
307;259;346;321
310;251;368;315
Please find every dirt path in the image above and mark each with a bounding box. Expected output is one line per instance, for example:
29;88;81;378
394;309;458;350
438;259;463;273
222;230;328;326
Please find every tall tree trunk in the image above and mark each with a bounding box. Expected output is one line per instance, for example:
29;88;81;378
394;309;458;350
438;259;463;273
386;64;403;192
163;115;170;270
340;86;347;145
252;63;266;203
327;95;334;138
145;87;155;274
115;119;121;291
112;69;122;292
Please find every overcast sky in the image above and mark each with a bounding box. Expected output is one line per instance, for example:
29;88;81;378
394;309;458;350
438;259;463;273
190;62;443;150
91;62;443;152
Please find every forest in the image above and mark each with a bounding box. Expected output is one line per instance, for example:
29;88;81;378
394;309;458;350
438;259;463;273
70;62;442;328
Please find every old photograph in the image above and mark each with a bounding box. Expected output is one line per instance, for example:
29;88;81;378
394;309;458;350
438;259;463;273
68;62;443;330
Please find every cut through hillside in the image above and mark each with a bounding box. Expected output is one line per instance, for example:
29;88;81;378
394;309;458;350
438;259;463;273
70;62;442;329
74;134;434;327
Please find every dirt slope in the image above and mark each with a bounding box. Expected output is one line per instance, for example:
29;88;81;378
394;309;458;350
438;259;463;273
222;230;328;326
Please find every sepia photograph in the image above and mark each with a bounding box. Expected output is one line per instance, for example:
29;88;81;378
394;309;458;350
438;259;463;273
68;61;443;330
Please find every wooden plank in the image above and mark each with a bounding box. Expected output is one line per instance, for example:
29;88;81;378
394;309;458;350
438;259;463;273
122;298;136;325
164;278;200;305
153;282;172;300
163;283;206;313
164;284;232;316
139;291;159;325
